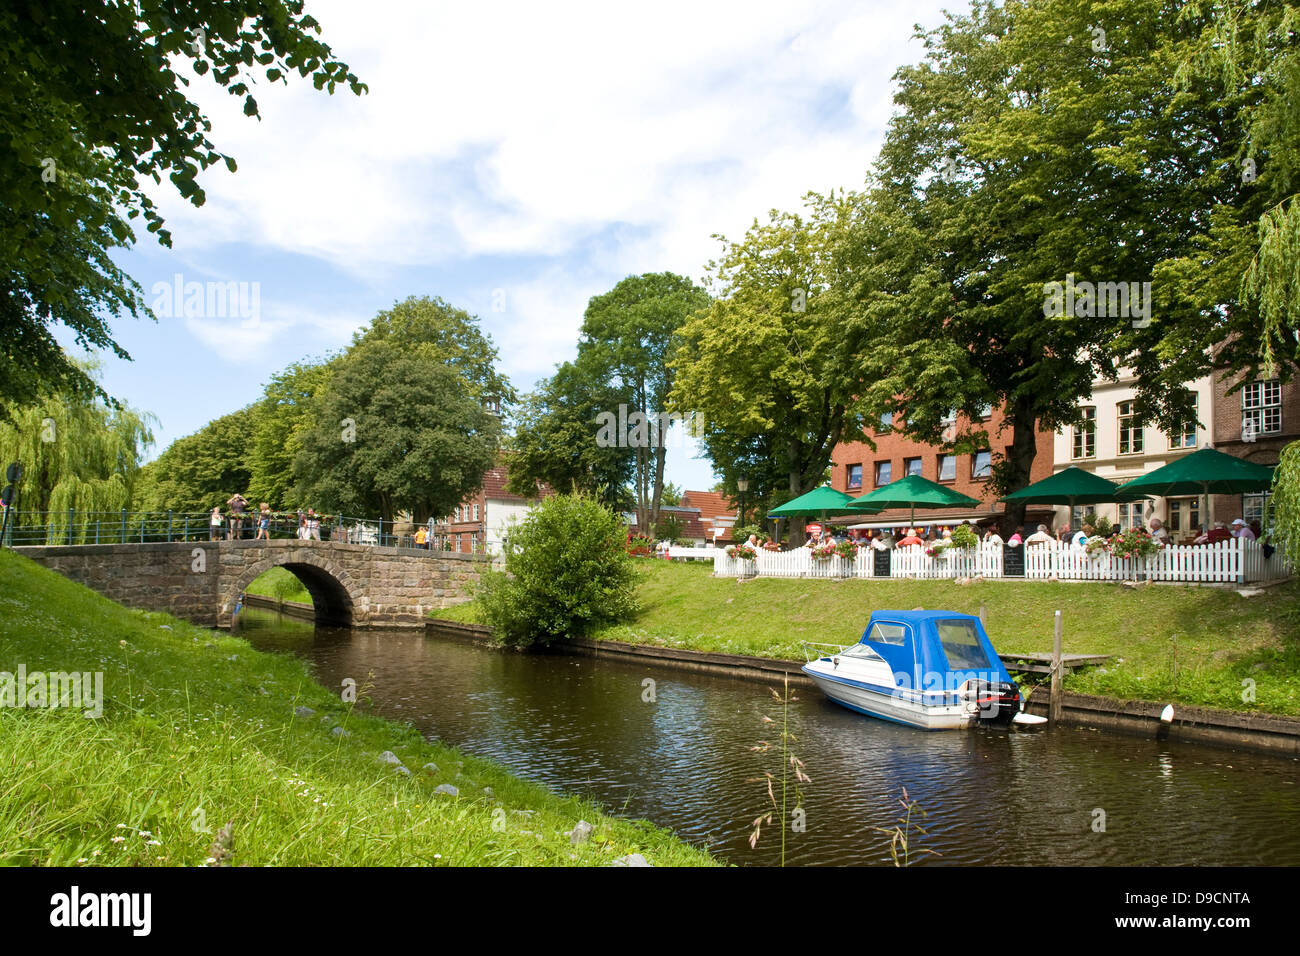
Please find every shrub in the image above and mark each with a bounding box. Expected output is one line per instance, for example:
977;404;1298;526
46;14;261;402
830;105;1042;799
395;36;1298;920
476;493;640;647
949;524;979;549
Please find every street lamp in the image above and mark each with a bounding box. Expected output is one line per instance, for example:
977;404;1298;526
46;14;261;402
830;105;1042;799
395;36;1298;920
736;476;749;531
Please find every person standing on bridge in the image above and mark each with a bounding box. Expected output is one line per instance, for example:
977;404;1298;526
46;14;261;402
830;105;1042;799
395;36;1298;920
307;509;321;541
255;502;271;540
227;493;248;540
209;506;223;541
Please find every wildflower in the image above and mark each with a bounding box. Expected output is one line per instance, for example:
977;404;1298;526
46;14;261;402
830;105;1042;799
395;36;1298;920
91;850;101;857
110;836;125;844
139;830;152;838
78;858;88;863
146;840;162;846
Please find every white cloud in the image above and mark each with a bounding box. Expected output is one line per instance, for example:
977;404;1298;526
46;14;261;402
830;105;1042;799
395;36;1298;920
151;0;957;277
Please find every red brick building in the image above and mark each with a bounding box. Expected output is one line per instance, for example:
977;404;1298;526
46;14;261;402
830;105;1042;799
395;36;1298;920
1210;370;1297;527
830;408;1056;530
433;462;551;554
679;489;738;543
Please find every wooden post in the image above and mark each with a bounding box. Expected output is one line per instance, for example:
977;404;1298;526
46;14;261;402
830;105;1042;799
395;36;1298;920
978;603;987;629
1050;609;1063;725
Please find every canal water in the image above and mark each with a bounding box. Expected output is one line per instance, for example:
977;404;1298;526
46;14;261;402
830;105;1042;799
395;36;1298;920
240;609;1300;866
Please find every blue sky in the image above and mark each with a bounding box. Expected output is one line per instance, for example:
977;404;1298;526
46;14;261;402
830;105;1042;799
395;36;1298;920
67;0;962;493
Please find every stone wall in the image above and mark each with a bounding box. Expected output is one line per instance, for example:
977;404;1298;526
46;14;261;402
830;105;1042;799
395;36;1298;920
16;539;486;630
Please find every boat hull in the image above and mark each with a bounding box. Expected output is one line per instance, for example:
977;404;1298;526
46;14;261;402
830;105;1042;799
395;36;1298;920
802;666;978;731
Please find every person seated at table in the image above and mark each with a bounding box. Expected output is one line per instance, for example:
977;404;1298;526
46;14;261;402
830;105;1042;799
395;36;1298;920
1203;521;1231;543
897;527;925;547
1148;517;1170;545
871;530;893;550
1024;523;1053;546
982;526;1004;546
1007;526;1024;546
1054;525;1072;547
1071;524;1089;547
1190;524;1208;545
1231;518;1256;541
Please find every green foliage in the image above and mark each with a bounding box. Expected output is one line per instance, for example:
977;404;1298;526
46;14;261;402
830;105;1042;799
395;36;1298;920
1269;440;1300;567
505;360;634;511
0;368;154;527
579;273;710;532
0;1;365;412
653;514;685;544
671;195;868;504
293;338;501;523
477;493;640;647
246;358;339;507
949;524;979;549
133;408;254;512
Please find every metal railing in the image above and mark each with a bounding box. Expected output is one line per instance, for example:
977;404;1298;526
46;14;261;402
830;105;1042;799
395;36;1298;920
0;509;473;553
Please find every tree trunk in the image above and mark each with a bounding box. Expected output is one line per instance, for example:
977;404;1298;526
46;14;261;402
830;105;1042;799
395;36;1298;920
1000;399;1039;537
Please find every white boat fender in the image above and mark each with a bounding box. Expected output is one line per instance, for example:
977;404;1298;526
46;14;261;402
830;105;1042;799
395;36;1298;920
1160;704;1175;723
1011;712;1048;726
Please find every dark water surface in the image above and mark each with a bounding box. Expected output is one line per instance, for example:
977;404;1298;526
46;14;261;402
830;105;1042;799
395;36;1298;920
240;609;1300;866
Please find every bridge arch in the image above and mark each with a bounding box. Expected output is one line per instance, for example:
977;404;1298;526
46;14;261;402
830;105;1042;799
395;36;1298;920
224;550;362;628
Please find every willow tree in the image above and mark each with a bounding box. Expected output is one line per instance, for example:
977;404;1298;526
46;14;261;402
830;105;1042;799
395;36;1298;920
0;378;154;541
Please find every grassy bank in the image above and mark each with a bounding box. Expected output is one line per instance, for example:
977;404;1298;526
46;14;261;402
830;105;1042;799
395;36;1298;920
436;559;1300;717
0;550;716;866
245;566;312;604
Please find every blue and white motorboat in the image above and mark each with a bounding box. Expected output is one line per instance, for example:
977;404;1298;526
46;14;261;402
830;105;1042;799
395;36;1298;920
802;609;1042;730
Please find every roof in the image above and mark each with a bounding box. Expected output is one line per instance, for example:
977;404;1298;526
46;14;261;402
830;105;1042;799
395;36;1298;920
481;464;551;503
627;506;708;540
680;490;737;540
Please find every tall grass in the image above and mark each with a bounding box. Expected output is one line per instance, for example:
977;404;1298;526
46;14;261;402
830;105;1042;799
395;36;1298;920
0;549;716;866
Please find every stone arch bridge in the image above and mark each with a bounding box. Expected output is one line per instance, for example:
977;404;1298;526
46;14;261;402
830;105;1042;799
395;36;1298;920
15;539;486;628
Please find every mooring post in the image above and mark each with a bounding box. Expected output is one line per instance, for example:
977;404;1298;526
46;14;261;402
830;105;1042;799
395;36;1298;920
978;603;987;629
1050;609;1063;725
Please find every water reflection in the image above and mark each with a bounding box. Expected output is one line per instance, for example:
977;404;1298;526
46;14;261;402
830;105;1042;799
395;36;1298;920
239;609;1300;866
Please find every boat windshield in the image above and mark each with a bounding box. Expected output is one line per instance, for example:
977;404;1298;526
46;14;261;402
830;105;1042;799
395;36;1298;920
935;619;994;670
840;643;886;662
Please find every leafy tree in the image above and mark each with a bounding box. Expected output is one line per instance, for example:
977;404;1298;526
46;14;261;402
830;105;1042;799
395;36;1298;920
0;0;365;413
133;408;255;512
504;360;633;510
842;0;1213;531
671;195;867;520
659;482;682;506
578;272;710;534
1269;440;1299;563
0;368;154;536
1165;0;1300;377
476;493;639;647
351;296;516;410
246;357;339;506
293;339;501;523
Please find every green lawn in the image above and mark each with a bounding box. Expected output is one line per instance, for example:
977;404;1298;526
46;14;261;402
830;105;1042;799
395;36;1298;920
245;566;312;604
436;559;1300;716
0;549;716;867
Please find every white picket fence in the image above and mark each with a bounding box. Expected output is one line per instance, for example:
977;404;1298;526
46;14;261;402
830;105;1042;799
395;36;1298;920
713;539;1287;585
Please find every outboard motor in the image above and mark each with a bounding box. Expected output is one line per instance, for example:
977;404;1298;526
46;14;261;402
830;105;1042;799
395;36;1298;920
962;679;1021;723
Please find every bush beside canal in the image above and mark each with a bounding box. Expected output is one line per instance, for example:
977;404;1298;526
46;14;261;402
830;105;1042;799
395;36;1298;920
0;549;717;866
435;559;1300;717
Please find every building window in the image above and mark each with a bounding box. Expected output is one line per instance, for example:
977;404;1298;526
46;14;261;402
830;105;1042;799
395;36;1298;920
1244;492;1271;529
1168;498;1199;534
976;402;993;420
847;464;863;489
1119;502;1143;530
878;412;893;432
904;457;923;478
1117;402;1143;455
972;450;992;480
1073;407;1096;460
1170;393;1198;449
472;504;480;522
1070;504;1086;529
939;409;957;428
1242;380;1282;438
875;461;892;486
937;454;956;482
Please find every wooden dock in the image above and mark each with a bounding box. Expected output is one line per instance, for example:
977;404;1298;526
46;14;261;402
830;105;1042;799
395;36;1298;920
998;651;1111;675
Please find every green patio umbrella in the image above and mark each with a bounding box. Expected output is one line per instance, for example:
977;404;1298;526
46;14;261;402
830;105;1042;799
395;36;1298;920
768;486;874;532
843;474;980;527
1114;448;1273;527
1000;466;1150;515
